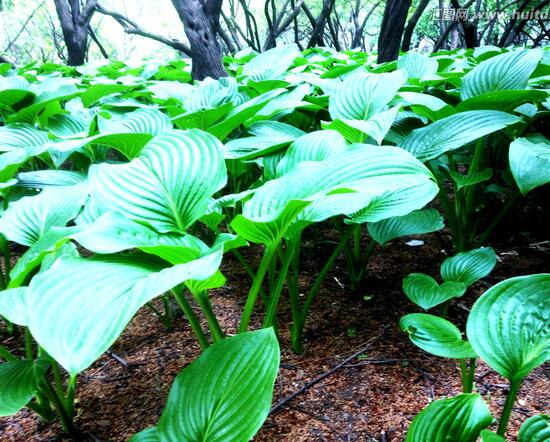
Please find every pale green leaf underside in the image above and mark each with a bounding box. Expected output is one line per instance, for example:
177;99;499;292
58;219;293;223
509;136;550;195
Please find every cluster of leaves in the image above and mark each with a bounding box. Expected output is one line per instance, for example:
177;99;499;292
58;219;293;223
0;43;549;438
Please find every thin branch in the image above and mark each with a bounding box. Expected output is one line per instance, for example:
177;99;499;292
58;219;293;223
4;0;46;52
95;3;191;55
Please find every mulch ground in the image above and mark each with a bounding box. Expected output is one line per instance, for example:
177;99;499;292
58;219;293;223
1;193;549;441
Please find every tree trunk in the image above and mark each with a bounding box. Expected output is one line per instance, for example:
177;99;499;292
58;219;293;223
171;0;227;80
377;0;412;63
307;0;336;48
53;0;97;66
401;0;430;51
499;0;550;46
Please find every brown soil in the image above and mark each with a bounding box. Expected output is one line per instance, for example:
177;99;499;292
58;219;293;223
1;196;549;442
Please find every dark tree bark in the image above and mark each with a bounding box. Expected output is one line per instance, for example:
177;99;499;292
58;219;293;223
450;0;478;48
377;0;412;63
307;0;336;48
53;0;97;66
401;0;430;51
171;0;228;80
351;0;381;50
499;0;550;46
262;0;304;50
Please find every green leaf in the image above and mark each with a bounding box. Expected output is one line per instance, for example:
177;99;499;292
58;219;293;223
0;184;88;246
397;53;438;80
400;313;477;359
231;145;438;245
401;110;520;162
480;430;506;442
0;360;49;416
27;245;226;375
153;329;279;442
224;121;305;160
449;168;493;190
329;70;407;120
130;428;160;442
242;44;300;82
457;90;549;112
466;274;550;382
0;287;28;326
89;129;226;234
368;209;444;245
403;273;467;310
509;136;550;195
461;49;543;100
0;124;50;181
440;247;496;286
0;76;34;109
518;415;550;442
406;393;492;442
276;130;349;176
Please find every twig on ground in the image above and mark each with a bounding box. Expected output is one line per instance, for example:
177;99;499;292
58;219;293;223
270;326;389;415
106;351;129;368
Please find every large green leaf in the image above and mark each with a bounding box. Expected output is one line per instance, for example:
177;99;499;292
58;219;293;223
27;245;226;376
224;121;305;160
461;49;543;100
242;44;300;82
440;247;496;287
367;209;444;245
401;110;520;162
0;76;34;109
231;145;438;245
400;313;476;359
518;415;550;442
406;393;492;442
402;273;466;310
49;108;173;161
329;70;407;120
132;329;279;442
466;274;550;382
0;184;88;246
0;360;49;416
276;130;349;176
0;124;50;181
509;136;550;195
89;129;226;234
456;90;549;112
397;53;438;80
0;287;28;326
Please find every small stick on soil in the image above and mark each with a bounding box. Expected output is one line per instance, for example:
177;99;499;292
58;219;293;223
270;326;389;415
107;351;129;368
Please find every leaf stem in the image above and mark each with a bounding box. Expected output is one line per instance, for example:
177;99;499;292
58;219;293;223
171;288;210;349
497;378;522;436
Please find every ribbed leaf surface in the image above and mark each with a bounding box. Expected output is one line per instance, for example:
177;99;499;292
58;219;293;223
368;209;444;245
509;136;550;195
397;52;438;80
155;329;279;442
0;360;49;416
89;130;226;234
461;49;543;100
518;415;550;442
440;247;496;286
403;273;466;310
400;313;476;359
401;110;520;162
466;274;550;381
329;70;407;120
27;246;226;375
0;287;28;326
406;393;492;442
242;44;300;82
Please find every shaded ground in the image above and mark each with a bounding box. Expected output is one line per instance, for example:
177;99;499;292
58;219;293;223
1;194;549;441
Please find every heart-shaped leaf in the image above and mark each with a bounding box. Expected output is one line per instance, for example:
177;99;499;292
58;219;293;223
131;329;280;442
89;129;226;234
27;243;227;375
406;393;492;442
466;274;550;382
440;247;496;287
400;313;477;359
403;273;466;310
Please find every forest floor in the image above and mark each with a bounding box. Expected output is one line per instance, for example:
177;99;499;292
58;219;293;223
1;194;549;442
